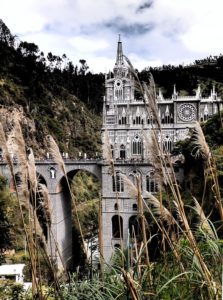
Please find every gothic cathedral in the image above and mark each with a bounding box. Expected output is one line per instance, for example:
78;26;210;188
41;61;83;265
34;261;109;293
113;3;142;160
101;37;222;262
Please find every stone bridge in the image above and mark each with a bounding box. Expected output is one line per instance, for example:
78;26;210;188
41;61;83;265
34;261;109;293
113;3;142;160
0;159;102;270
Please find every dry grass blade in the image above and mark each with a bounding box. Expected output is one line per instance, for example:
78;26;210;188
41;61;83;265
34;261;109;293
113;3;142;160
38;183;52;228
32;212;62;291
121;269;140;300
28;148;37;192
193;197;215;239
47;135;66;174
102;128;114;174
191;122;210;159
32;212;47;247
123;55;144;96
143;131;155;162
119;173;138;198
142;79;161;129
172;201;183;223
0;122;13;174
143;131;167;185
102;128;113;163
191;123;223;221
7;119;28;193
145;192;175;225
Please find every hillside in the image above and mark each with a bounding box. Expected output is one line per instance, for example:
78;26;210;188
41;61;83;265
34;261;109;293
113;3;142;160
0;19;103;158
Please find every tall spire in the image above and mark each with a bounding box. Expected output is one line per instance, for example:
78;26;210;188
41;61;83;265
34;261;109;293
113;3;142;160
116;34;124;65
196;84;201;99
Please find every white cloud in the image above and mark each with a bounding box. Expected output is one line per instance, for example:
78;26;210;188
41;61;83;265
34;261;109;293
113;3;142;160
68;37;109;53
1;0;223;72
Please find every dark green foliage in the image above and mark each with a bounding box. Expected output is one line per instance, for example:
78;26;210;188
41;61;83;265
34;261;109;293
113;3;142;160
202;112;223;147
0;281;25;300
139;56;223;99
71;171;100;269
0;175;18;260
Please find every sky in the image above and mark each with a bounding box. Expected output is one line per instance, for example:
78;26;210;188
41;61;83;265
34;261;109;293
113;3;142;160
1;0;223;73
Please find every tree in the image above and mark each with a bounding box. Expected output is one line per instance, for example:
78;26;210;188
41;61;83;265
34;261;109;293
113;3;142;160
0;176;14;261
0;19;15;46
18;41;39;57
78;59;89;75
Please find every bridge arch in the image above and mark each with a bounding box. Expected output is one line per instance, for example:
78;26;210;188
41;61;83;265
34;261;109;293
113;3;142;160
56;167;101;193
52;167;101;270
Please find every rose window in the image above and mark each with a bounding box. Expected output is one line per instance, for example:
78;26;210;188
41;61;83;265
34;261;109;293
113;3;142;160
178;104;196;122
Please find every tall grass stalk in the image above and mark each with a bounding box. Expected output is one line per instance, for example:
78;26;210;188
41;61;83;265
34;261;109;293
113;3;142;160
192;121;223;221
1;120;63;298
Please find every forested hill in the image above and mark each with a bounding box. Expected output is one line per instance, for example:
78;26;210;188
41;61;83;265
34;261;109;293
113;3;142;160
0;20;104;158
1;19;223;157
140;55;223;98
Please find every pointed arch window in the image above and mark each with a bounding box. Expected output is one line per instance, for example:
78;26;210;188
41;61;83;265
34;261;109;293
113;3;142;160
165;115;170;124
164;140;172;152
200;113;204;122
204;105;209;121
112;172;124;192
120;144;126;159
161;113;165;124
163;135;173;153
204;113;209;121
111;145;114;158
146;171;158;193
136;116;141;125
132;135;142;155
121;116;127;124
148;115;154;125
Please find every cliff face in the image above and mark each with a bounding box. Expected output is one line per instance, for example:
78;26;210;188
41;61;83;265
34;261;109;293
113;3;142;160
0;96;101;159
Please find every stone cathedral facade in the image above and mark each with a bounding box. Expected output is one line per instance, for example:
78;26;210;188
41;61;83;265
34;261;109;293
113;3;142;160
101;38;222;262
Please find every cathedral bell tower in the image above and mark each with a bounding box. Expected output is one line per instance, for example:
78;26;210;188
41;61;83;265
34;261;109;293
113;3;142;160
101;37;154;262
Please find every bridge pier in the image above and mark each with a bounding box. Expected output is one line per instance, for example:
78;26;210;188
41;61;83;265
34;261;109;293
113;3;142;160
49;191;72;271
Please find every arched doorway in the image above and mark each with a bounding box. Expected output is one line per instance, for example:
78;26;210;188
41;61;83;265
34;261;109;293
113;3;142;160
112;215;123;238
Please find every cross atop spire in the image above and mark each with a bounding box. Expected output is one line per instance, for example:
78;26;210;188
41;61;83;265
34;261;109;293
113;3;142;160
116;34;124;65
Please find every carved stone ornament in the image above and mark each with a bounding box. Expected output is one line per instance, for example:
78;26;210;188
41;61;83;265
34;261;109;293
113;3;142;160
178;103;196;122
115;79;123;89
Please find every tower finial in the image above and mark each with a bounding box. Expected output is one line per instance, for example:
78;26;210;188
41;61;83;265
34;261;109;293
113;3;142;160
116;35;124;65
173;84;177;95
196;83;201;99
